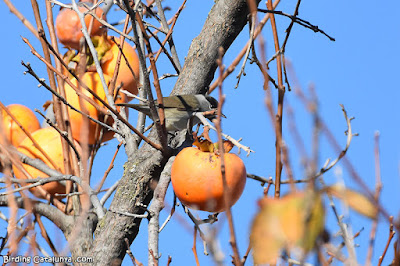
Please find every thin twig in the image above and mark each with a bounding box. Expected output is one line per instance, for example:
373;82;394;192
146;28;180;74
366;132;383;265
209;0;281;92
154;0;182;71
89;11;135;41
257;8;335;41
3;0;39;38
241;243;252;265
151;1;186;71
311;105;356;179
183;206;208;255
125;238;137;265
159;194;176;233
21;61;119;136
246;174;270;186
235;13;256;89
326;227;363;264
35;109;81;161
250;34;278;89
99;180;120;206
281;143;296;191
96;142;122;192
192;226;200;266
378;216;396;266
266;0;285;198
34;213;59;256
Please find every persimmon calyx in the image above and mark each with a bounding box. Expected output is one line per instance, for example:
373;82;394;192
193;137;234;153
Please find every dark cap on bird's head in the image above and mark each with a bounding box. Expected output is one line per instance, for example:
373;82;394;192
205;95;219;109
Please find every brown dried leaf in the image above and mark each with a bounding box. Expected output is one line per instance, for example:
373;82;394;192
223;140;234;153
193;138;234;154
193;137;214;152
300;192;325;252
42;101;53;110
250;198;284;265
251;192;325;264
325;185;378;219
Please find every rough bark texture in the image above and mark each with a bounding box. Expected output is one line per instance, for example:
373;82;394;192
89;144;165;264
173;0;255;95
67;213;98;265
86;0;259;264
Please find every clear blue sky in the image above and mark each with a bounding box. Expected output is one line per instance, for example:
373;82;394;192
1;1;400;265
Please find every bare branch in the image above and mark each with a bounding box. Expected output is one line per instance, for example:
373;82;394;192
257;8;335;41
3;0;39;38
0;195;72;234
147;156;174;265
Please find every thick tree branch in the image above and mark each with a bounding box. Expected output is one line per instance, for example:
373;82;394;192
90;144;166;264
172;0;260;95
147;156;174;265
0;195;73;234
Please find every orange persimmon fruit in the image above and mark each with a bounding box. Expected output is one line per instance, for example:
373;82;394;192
60;35;140;98
13;127;73;198
101;36;140;98
64;71;127;144
55;3;106;50
1;104;40;146
171;144;246;212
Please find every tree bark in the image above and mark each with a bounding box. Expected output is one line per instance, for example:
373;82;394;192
86;0;259;264
89;144;165;264
173;0;256;95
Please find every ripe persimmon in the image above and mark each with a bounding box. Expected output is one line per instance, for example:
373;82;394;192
55;3;106;50
101;36;140;97
61;35;139;99
171;145;247;212
1;104;40;146
64;72;127;144
13;127;72;198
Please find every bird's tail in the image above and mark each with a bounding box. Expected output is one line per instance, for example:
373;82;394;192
116;103;151;117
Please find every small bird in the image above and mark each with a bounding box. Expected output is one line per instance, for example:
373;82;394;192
117;94;220;131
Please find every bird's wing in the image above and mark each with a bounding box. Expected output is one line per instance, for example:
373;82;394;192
159;95;201;111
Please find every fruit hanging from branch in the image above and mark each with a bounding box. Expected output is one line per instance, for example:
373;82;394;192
12;127;79;198
1;104;40;147
63;71;128;145
101;36;140;98
171;139;246;213
64;35;140;98
55;3;107;50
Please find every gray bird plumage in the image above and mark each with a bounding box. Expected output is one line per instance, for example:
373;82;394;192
117;94;219;131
